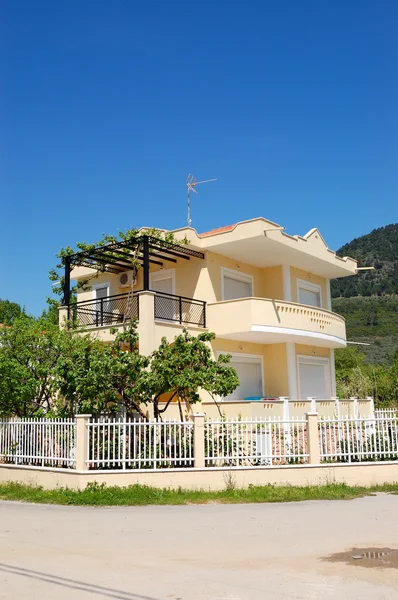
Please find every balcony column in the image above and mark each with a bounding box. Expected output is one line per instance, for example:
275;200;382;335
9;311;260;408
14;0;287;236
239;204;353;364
286;342;298;400
326;279;332;311
330;349;337;396
58;306;68;330
137;291;156;356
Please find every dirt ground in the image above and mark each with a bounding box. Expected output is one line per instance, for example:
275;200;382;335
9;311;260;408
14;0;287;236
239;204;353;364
1;494;398;599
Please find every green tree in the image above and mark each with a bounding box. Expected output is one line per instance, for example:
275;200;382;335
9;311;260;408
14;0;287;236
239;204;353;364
0;317;65;417
146;330;239;419
0;299;24;325
0;316;120;418
85;323;151;419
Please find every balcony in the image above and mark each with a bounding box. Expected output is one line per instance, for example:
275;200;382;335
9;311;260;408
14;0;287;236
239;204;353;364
207;298;346;348
67;291;206;329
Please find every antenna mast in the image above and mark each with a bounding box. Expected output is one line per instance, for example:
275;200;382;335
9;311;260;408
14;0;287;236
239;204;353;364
186;174;217;227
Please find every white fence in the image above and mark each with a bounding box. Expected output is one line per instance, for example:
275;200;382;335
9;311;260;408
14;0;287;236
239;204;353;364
0;418;76;468
1;414;398;472
374;409;397;418
87;419;194;469
319;415;398;462
205;417;308;467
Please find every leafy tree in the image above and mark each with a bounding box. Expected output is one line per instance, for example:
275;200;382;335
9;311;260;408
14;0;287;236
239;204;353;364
0;299;24;325
146;330;239;419
334;346;366;378
335;346;398;406
0;313;238;419
84;323;151;419
0;316;123;418
0;317;65;417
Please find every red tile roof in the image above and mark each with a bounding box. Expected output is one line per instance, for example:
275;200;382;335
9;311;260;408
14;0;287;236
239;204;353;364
199;224;236;238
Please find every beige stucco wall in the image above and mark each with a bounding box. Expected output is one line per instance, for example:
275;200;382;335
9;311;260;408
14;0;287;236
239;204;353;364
73;251;287;306
261;265;284;299
295;344;331;359
1;462;397;491
157;400;286;420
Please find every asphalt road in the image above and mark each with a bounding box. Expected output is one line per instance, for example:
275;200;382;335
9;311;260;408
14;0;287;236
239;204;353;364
1;494;397;599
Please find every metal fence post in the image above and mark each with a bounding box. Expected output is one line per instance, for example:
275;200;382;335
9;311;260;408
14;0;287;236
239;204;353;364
306;412;320;464
193;413;205;468
75;414;91;471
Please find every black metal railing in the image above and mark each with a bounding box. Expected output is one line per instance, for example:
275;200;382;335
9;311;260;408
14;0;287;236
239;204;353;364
67;291;206;329
68;293;139;328
154;292;206;327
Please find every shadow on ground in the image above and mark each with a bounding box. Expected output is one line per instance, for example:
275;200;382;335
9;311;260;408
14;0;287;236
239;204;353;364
0;563;164;599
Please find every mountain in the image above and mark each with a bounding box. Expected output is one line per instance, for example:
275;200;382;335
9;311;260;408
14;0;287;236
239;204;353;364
331;224;398;364
331;224;398;298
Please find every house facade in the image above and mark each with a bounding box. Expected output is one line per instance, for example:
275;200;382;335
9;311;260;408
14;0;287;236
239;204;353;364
59;217;361;417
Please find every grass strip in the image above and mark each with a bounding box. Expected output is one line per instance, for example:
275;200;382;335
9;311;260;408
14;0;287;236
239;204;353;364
0;481;397;506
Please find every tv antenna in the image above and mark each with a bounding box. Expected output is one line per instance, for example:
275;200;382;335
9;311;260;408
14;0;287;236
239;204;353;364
186;174;217;227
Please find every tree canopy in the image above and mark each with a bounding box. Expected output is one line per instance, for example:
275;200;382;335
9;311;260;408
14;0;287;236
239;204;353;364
0;298;24;325
146;330;239;419
0;317;239;419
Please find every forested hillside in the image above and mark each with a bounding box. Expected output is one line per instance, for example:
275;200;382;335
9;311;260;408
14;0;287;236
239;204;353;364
331;223;398;364
331;223;398;298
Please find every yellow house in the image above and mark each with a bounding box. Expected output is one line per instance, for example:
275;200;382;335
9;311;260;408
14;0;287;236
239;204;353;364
60;217;360;417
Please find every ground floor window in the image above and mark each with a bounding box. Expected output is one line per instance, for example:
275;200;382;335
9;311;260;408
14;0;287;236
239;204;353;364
219;353;263;401
297;355;331;400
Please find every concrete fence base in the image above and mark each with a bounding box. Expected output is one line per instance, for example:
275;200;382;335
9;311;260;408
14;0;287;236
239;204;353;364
1;461;397;492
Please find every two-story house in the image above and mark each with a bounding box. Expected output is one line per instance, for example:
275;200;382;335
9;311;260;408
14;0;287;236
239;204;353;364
60;217;358;416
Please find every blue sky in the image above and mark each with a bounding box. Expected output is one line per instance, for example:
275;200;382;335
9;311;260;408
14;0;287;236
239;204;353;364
1;1;397;315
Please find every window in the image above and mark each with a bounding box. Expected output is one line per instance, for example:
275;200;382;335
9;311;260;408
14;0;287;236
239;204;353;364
219;353;263;401
297;356;331;400
150;269;175;295
94;285;109;300
222;268;253;301
297;279;322;308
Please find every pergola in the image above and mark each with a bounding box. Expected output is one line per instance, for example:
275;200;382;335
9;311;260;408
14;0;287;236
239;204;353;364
63;235;205;305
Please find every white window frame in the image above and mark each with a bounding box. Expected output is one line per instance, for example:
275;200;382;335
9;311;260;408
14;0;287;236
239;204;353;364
216;351;264;402
92;282;110;300
221;267;254;301
150;268;176;296
296;278;322;308
297;354;331;400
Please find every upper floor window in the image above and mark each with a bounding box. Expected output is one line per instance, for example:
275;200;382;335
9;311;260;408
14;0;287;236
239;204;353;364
92;283;110;300
297;279;322;308
222;267;253;301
